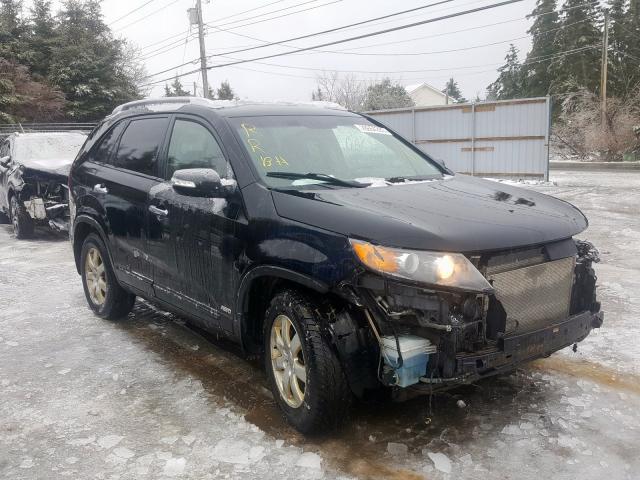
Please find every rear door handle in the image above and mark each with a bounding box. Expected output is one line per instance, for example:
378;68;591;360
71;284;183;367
93;183;108;194
149;205;168;217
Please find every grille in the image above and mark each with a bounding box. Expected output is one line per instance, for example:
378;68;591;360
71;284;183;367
486;256;575;335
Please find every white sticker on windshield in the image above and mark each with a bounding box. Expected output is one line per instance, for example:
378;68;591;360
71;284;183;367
354;124;392;135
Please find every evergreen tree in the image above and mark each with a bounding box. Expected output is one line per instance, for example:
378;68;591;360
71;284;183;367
487;45;525;99
26;0;55;79
362;78;414;111
164;76;190;97
47;0;141;120
624;0;640;92
311;86;324;101
607;0;628;96
523;0;559;96
216;80;235;100
442;77;467;103
549;0;601;94
0;0;28;62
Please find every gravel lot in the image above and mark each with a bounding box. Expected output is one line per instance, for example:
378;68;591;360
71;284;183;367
1;170;639;480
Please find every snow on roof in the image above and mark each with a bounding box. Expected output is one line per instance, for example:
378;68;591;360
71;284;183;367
404;82;447;97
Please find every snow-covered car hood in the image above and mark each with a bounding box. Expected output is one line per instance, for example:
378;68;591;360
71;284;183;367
12;132;87;177
18;157;74;176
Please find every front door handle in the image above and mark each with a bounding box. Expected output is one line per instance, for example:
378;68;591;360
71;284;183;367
149;205;168;217
93;183;108;194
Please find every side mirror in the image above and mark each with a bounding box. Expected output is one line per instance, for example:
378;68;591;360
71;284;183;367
171;168;227;198
0;155;10;167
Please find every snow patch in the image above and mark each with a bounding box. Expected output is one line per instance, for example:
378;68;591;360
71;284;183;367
296;451;323;470
427;452;452;474
163;457;186;476
97;435;123;449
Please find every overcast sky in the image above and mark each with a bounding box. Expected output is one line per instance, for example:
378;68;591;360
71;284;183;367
45;0;540;101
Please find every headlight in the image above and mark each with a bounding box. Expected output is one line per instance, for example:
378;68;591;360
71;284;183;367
350;239;493;293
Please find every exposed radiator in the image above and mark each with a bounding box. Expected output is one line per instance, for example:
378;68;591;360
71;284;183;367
486;256;575;335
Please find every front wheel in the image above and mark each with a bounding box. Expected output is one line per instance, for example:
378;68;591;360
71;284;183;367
10;196;34;239
80;233;135;320
264;289;352;434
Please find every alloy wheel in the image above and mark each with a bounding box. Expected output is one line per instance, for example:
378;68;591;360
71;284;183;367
270;314;307;408
85;247;107;306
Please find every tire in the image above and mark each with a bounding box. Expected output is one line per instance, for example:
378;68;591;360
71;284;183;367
80;233;135;320
264;289;352;434
10;196;34;239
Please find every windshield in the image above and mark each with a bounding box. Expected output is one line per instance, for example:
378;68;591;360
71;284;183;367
230;115;442;188
14;133;86;164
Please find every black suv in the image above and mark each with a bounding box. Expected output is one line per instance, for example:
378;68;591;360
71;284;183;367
69;98;603;433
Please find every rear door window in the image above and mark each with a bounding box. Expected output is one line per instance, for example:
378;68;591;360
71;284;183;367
165;119;232;179
113;117;169;176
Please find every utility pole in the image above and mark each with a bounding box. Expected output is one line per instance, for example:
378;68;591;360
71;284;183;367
600;10;609;129
196;0;210;99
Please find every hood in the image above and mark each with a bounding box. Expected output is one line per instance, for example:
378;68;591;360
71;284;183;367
18;158;73;176
271;175;588;253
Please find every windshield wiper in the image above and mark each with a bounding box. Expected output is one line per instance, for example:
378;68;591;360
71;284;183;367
387;174;441;183
266;172;369;188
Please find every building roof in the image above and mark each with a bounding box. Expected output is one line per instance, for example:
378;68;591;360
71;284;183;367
404;82;447;98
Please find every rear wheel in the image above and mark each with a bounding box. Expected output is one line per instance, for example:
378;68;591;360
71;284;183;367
264;289;352;434
10;196;34;239
80;233;135;320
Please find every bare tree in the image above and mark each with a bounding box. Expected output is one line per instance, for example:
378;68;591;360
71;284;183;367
312;72;367;111
553;85;640;161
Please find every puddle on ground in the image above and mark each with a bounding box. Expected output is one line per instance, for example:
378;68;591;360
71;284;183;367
118;302;634;479
533;356;640;395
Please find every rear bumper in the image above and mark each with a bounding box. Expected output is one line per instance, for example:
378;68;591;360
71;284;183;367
417;310;604;389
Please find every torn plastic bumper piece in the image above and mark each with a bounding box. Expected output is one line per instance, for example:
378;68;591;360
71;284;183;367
453;310;600;382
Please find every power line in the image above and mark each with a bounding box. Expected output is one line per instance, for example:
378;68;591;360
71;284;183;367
114;0;181;32
208;0;341;30
217;43;600;78
219;0;600;58
215;44;601;84
139;33;197;61
143;0;456;79
109;0;156;25
208;0;455;59
213;0;290;24
141;0;525;86
138;0;341;53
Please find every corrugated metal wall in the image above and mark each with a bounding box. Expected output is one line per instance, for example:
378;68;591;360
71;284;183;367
366;97;551;179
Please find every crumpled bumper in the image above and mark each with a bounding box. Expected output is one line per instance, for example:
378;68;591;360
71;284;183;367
417;310;604;388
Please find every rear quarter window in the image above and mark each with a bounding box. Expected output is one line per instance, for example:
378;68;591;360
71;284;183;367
89;122;126;164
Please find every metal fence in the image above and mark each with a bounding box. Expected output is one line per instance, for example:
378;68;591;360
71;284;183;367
366;97;552;180
0;123;96;140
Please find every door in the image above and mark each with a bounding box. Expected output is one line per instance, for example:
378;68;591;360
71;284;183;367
80;116;170;295
147;116;243;332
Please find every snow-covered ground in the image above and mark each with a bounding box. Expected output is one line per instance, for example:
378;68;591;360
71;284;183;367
1;170;639;480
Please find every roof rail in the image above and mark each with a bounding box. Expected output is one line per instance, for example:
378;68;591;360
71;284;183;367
111;97;348;115
111;97;223;114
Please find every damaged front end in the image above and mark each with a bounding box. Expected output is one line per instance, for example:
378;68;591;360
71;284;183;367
344;238;602;396
11;166;70;232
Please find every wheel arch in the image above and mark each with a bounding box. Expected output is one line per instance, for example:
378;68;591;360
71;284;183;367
72;214;112;275
234;266;329;354
234;266;379;398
